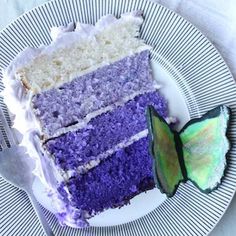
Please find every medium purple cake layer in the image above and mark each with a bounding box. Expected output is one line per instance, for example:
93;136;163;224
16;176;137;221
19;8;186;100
45;91;167;171
32;50;155;137
58;136;154;215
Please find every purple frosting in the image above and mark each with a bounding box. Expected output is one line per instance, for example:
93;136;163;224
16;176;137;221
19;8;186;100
58;136;155;215
32;50;155;136
45;91;167;171
55;184;89;228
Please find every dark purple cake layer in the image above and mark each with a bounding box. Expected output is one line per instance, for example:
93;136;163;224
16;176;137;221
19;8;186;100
32;50;155;137
58;136;155;215
45;91;167;171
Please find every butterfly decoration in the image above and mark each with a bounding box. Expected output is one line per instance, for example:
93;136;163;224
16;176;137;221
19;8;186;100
147;105;231;197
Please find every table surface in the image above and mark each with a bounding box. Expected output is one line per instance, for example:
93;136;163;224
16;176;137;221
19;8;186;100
1;0;236;235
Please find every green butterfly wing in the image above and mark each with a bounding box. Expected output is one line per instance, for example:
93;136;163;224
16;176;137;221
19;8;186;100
180;106;230;192
147;106;185;197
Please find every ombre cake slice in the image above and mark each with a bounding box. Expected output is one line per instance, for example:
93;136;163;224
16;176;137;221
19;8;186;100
3;12;171;228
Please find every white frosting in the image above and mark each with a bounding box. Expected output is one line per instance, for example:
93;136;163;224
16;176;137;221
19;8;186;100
165;116;177;124
50;22;75;41
66;11;141;43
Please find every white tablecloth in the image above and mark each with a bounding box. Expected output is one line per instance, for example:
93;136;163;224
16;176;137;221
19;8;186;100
1;0;236;235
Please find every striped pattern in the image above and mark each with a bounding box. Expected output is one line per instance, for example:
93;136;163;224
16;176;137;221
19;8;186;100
0;0;236;235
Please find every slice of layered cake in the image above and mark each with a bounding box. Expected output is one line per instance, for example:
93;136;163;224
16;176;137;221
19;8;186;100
3;12;170;227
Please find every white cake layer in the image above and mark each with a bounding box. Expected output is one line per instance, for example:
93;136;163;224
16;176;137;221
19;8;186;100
11;11;150;93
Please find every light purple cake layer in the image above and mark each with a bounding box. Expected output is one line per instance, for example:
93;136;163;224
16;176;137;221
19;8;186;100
32;50;155;137
57;136;154;225
45;91;167;171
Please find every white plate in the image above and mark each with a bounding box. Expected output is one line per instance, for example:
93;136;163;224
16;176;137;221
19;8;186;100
1;0;236;235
